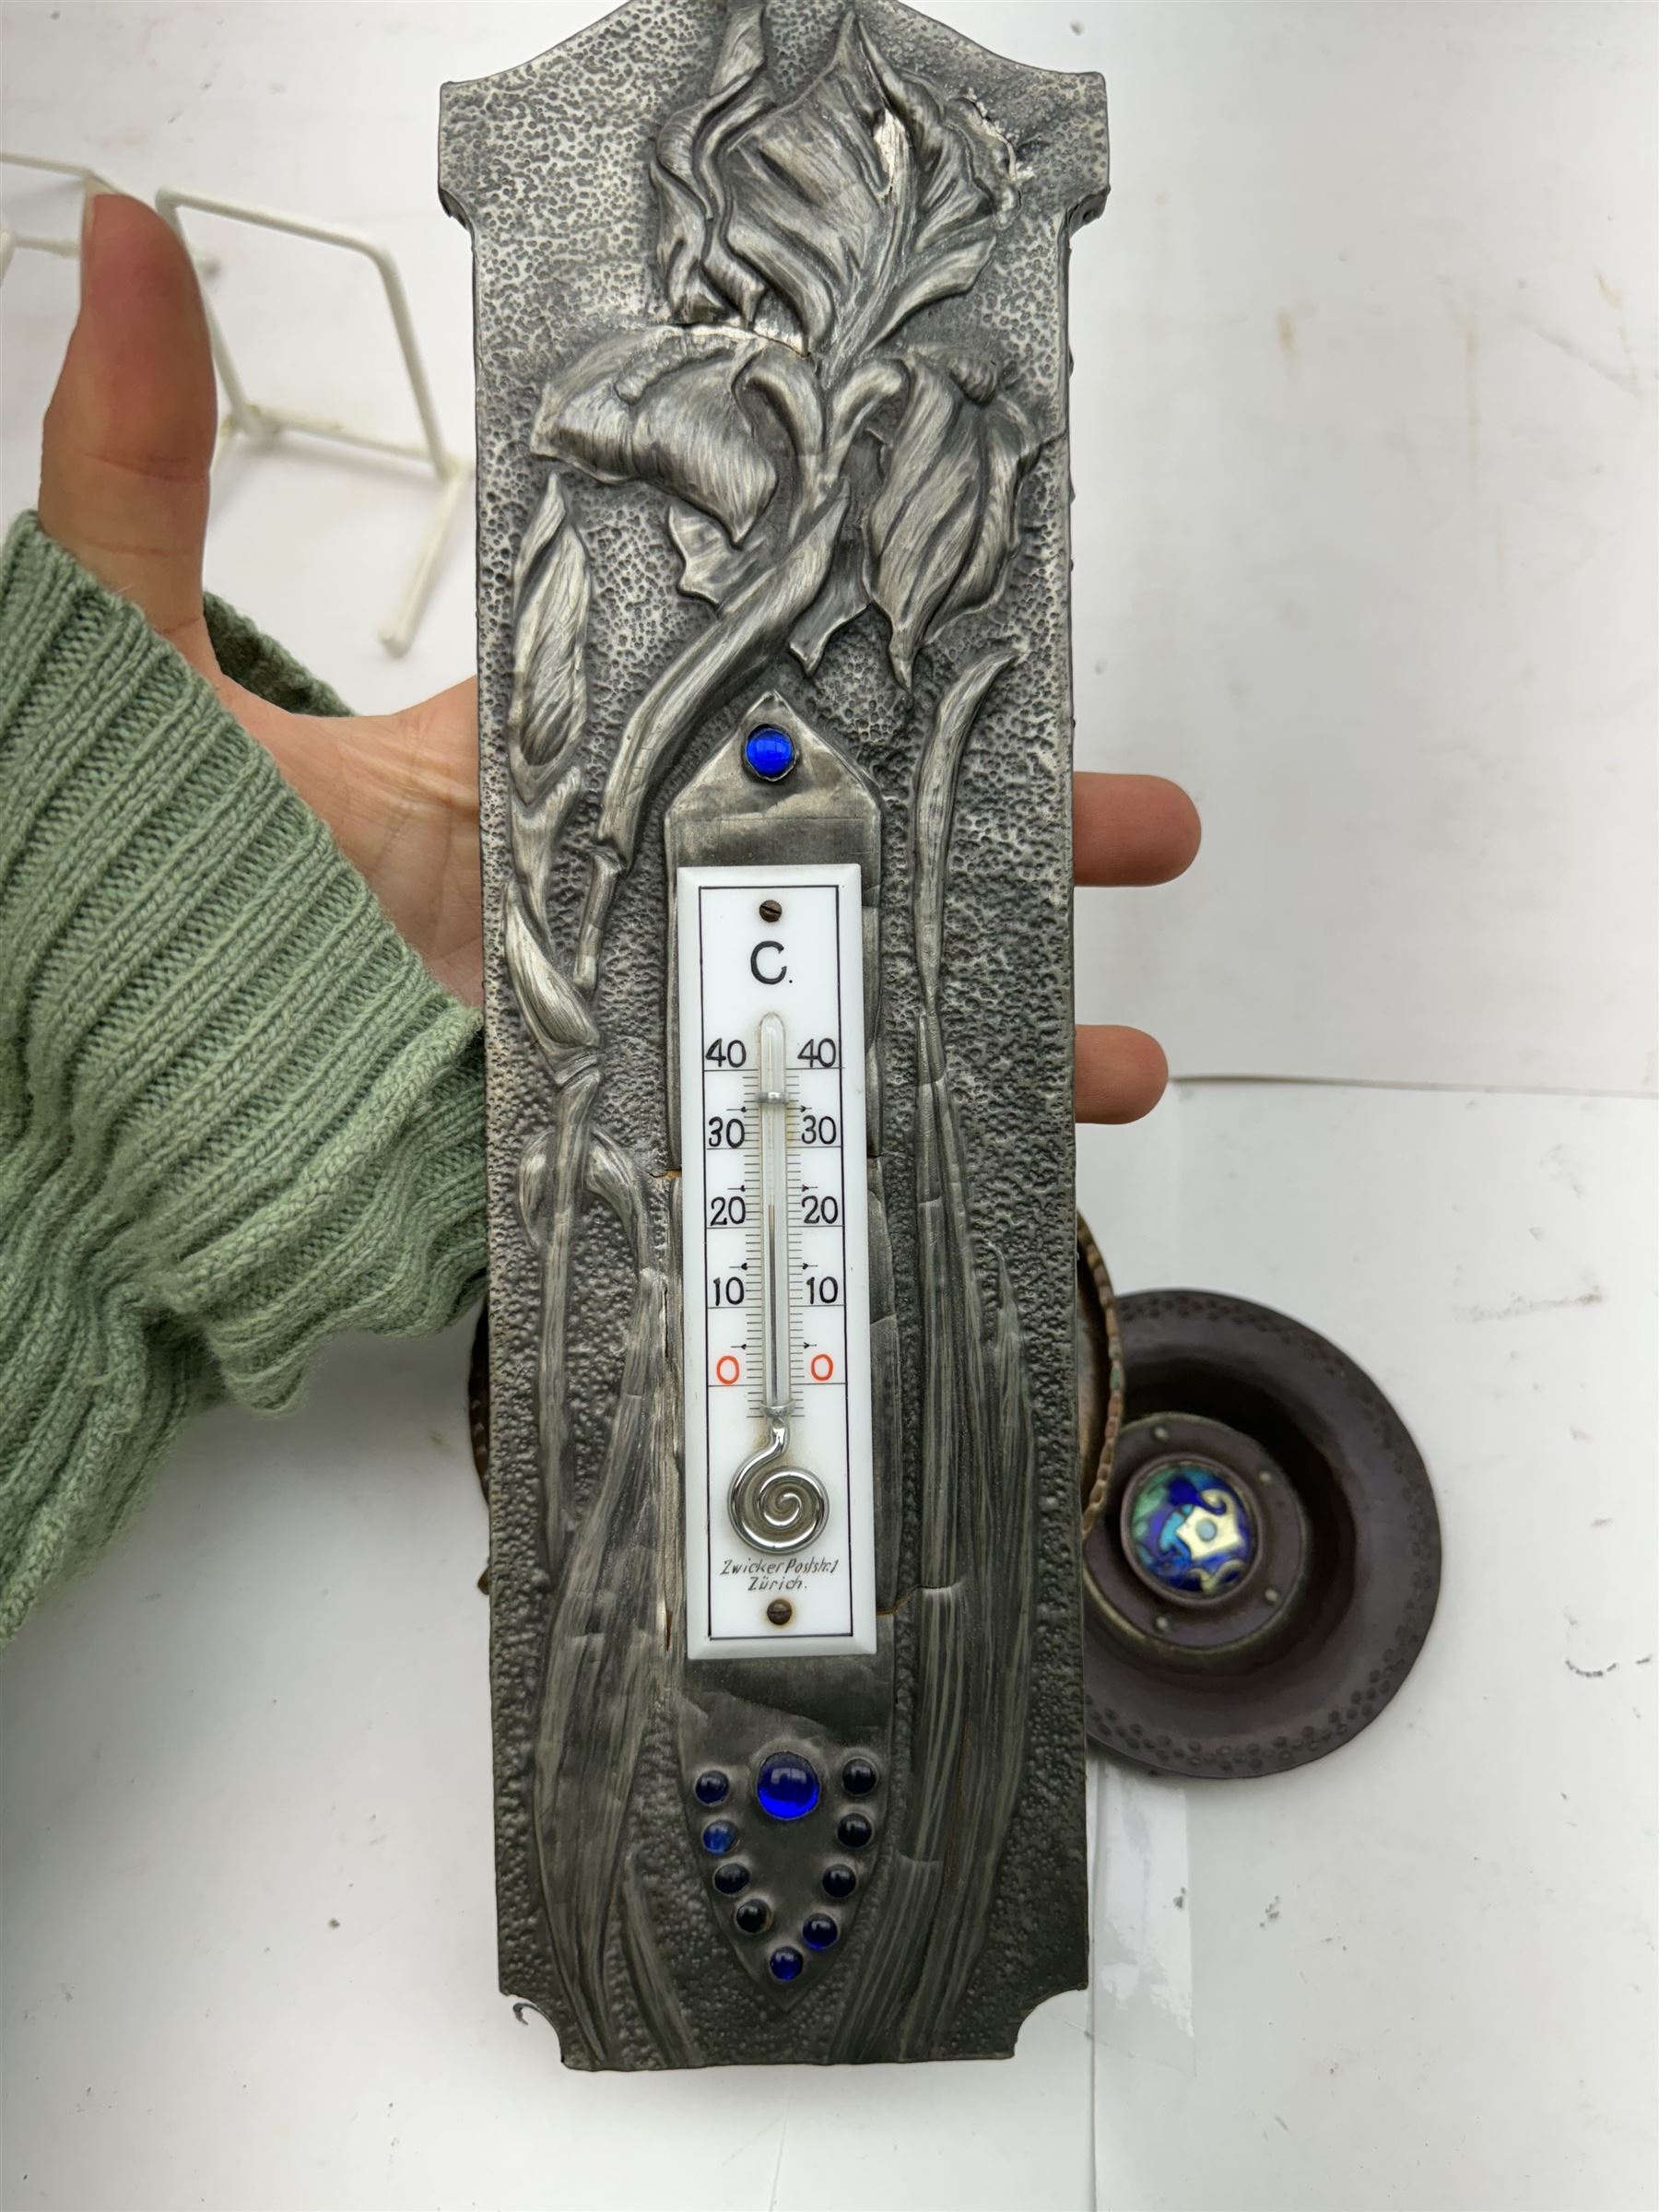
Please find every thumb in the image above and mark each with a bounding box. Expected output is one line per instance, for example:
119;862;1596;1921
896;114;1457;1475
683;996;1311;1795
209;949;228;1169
39;191;218;674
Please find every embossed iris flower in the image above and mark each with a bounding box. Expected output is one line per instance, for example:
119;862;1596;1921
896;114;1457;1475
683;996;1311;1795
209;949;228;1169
526;3;1038;692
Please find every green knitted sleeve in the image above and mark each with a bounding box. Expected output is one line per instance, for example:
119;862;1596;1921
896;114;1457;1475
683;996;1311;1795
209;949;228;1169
0;513;487;1640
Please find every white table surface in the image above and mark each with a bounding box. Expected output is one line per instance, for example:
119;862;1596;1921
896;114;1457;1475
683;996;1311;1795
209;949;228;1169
1085;1088;1657;2212
2;6;1654;2208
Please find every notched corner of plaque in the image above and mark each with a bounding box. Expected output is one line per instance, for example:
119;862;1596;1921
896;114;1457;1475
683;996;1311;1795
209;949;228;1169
1055;65;1112;220
435;76;484;232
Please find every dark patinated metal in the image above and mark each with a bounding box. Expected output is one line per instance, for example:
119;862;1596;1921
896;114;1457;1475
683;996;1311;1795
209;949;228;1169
1074;1270;1442;1782
1076;1213;1124;1543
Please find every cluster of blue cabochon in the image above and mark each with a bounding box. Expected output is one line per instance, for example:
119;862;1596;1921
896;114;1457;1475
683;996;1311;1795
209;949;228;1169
695;1751;879;1983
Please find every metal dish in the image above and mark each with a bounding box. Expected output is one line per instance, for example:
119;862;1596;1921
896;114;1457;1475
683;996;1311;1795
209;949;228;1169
1075;1221;1441;1779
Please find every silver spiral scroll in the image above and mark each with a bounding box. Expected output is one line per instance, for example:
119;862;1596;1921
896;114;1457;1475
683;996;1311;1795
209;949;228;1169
729;1418;829;1554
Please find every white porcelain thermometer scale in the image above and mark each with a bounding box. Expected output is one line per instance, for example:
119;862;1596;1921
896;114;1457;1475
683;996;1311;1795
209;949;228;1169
677;862;876;1662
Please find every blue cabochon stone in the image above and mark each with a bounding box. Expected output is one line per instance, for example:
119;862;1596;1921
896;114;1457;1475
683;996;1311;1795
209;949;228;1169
743;724;797;782
756;1752;820;1821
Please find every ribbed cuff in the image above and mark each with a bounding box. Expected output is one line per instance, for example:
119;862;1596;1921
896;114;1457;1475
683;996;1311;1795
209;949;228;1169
0;512;486;1638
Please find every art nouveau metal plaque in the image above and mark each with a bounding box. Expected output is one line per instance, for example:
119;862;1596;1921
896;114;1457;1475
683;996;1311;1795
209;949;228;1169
441;0;1108;2068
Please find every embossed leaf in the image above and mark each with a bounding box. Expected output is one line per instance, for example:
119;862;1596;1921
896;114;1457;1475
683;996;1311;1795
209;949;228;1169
666;502;753;607
856;33;1021;344
503;887;600;1071
509;473;588;793
651;1;773;327
788;535;869;674
517;1127;555;1251
662;345;825;612
531;326;777;542
663;12;1018;362
867;356;1039;686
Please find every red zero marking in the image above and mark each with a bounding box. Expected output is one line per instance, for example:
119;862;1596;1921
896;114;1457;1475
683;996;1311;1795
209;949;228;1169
715;1355;740;1385
809;1353;834;1382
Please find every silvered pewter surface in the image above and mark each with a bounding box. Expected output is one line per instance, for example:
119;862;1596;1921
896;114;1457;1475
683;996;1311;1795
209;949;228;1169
441;0;1108;2069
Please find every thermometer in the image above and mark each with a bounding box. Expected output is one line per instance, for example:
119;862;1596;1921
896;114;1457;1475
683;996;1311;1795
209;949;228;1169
677;863;876;1661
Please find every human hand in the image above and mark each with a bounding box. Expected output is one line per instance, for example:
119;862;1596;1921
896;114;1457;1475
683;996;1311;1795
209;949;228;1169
37;194;1198;1110
38;192;483;999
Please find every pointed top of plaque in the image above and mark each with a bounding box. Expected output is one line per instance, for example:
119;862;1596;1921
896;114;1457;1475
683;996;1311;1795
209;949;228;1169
441;2;1109;251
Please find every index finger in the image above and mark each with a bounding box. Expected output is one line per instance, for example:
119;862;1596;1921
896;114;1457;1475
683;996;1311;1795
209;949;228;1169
1073;772;1201;887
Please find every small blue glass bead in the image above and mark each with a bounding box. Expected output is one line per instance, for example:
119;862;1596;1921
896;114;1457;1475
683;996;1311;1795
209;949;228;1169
803;1913;839;1951
700;1818;738;1856
821;1864;857;1900
836;1811;873;1850
768;1946;805;1983
693;1770;729;1806
734;1897;771;1936
743;724;797;782
841;1757;878;1797
756;1751;820;1821
712;1861;750;1896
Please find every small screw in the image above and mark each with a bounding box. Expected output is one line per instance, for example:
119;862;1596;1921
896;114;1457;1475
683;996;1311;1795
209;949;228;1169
766;1597;793;1626
1264;1586;1281;1606
1151;1424;1171;1444
759;898;782;923
1257;1469;1274;1486
1154;1613;1171;1633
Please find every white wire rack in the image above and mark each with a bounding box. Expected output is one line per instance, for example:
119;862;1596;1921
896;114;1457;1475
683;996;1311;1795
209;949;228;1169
0;152;468;657
154;187;470;657
0;152;221;275
0;151;122;261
